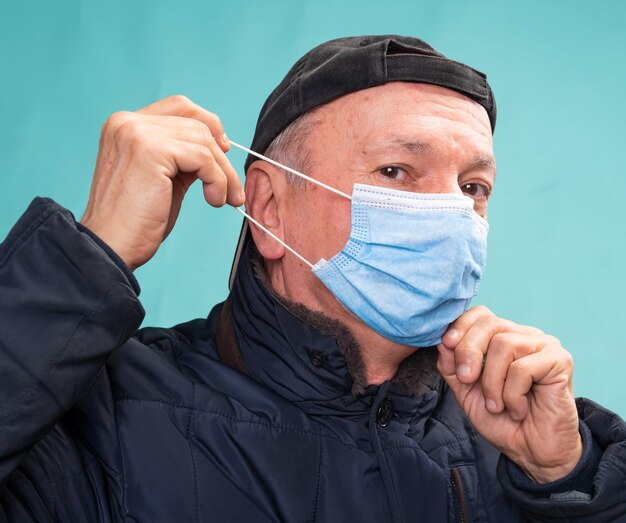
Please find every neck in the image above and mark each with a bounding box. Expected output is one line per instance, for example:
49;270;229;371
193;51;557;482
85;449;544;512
261;252;419;388
350;327;418;385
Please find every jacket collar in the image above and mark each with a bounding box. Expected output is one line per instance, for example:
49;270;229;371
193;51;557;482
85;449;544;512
230;243;443;422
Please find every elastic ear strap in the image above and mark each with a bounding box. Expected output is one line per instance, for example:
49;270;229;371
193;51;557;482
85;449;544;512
234;207;314;268
229;140;352;201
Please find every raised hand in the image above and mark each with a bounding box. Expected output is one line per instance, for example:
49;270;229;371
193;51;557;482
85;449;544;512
81;95;244;271
437;305;583;483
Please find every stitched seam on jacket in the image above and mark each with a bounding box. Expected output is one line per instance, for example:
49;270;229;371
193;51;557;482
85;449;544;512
0;337;65;413
311;437;324;523
429;415;477;459
2;480;52;521
114;398;361;449
31;443;57;515
241;265;346;395
470;445;491;523
383;445;449;478
0;203;58;269
429;416;491;522
40;457;99;486
0;282;123;428
186;382;200;523
115;402;131;523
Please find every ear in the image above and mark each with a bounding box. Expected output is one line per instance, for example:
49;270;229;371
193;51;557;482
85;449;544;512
244;161;287;261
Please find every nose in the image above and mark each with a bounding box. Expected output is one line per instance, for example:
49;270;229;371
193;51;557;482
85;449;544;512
412;173;462;195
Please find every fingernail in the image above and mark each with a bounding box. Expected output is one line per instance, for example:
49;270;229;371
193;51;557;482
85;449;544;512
457;365;472;379
239;189;245;202
485;399;497;412
222;133;229;146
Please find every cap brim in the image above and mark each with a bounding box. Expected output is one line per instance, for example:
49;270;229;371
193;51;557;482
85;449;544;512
228;218;249;290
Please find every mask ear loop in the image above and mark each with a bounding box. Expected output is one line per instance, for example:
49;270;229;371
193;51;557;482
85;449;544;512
234;207;314;268
227;140;352;268
228;141;352;200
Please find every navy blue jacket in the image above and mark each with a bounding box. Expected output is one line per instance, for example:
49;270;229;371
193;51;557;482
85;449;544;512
1;197;626;522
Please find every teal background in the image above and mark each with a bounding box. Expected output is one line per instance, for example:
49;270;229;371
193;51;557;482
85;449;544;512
1;1;625;415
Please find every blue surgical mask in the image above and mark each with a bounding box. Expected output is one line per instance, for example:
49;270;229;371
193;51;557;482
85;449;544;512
230;141;488;348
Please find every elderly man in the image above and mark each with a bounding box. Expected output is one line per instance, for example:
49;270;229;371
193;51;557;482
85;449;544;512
1;35;625;522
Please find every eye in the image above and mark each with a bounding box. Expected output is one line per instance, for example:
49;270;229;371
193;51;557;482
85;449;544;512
378;166;408;180
460;182;491;200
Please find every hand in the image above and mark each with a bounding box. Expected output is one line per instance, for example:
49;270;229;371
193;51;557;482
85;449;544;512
80;95;244;271
436;305;583;483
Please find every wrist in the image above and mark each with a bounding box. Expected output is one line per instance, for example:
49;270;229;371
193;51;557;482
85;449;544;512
518;432;584;484
80;220;138;271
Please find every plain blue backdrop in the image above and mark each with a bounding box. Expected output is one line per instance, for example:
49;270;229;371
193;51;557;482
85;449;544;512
1;1;625;415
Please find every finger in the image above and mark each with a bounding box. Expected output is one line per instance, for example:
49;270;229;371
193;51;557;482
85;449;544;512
442;305;495;349
501;350;568;421
480;332;540;413
163;124;243;207
452;318;542;385
453;314;516;384
171;141;228;207
436;343;471;402
202;131;245;207
109;113;244;207
442;305;543;350
136;95;230;151
132;114;222;147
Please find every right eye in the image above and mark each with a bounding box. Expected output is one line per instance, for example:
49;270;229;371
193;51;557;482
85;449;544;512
378;166;408;180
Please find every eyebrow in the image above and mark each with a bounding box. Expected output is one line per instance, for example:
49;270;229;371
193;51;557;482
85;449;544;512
368;137;497;177
469;155;497;177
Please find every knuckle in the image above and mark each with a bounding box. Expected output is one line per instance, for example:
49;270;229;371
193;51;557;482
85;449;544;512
559;349;574;368
208;111;222;126
167;94;192;108
456;343;483;362
118;119;147;145
509;358;527;375
102;111;132;134
201;146;218;167
473;305;493;317
474;315;500;333
490;332;510;350
500;318;519;331
194;121;214;144
525;325;545;336
543;334;562;347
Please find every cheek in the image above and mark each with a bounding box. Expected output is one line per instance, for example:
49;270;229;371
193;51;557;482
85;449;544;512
286;189;352;261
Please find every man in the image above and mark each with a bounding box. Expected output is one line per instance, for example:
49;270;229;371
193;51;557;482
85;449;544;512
0;34;625;522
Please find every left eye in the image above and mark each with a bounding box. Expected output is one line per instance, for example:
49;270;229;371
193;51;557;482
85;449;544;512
378;166;407;180
461;183;490;199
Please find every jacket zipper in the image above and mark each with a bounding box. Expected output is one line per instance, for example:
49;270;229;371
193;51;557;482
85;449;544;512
451;467;470;523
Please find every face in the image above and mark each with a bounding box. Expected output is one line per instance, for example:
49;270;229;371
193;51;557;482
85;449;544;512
247;81;495;351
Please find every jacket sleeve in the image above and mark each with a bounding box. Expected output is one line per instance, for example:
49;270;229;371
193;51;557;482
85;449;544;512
497;397;626;522
0;198;145;514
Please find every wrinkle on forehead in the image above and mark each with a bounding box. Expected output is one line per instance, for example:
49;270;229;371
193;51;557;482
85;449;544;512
300;82;494;181
319;82;492;143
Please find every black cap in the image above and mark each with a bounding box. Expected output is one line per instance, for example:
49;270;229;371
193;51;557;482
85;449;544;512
229;35;497;288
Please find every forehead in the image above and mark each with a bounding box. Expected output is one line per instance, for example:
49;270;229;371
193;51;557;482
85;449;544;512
311;82;493;148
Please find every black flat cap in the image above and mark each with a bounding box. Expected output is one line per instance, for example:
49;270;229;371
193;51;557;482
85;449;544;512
244;34;496;172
